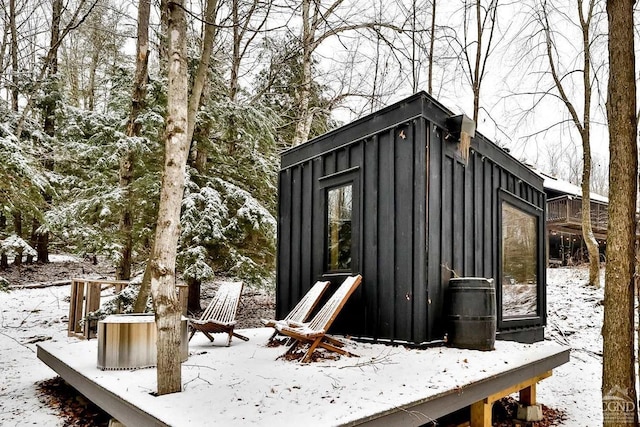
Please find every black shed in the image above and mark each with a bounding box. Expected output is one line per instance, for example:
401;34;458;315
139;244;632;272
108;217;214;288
277;92;546;345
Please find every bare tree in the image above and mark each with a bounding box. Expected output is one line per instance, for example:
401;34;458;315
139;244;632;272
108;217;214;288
447;0;500;123
15;0;98;138
290;0;403;146
428;0;437;94
602;0;638;424
150;0;189;396
532;0;602;287
229;0;271;102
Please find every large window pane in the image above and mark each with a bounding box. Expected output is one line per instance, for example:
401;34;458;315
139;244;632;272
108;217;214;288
327;184;352;271
502;202;538;317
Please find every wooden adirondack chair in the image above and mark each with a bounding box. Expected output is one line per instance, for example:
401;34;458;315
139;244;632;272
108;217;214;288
188;281;249;346
275;275;362;362
260;280;331;342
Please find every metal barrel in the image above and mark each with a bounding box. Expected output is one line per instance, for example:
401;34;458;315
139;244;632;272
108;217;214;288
447;277;496;351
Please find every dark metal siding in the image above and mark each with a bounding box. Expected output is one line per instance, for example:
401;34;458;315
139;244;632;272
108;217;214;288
278;116;429;343
426;128;546;341
278;92;546;345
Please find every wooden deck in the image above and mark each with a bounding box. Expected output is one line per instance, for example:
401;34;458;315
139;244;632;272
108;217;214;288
547;195;608;238
37;328;569;427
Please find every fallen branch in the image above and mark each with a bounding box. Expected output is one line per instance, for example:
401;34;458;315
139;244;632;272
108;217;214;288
12;280;72;289
0;330;35;353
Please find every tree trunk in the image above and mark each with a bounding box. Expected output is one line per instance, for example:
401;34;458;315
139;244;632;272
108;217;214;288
86;47;99;111
187;0;217;143
13;210;21;237
181;0;216;308
577;1;599;288
580;144;600;287
428;0;436;95
471;0;483;124
187;277;201;313
135;0;217;312
603;1;637;425
117;0;150;281
27;218;38;264
133;260;152;313
9;0;18;112
12;250;21;266
115;175;133;280
34;0;62;265
291;0;313;147
230;0;240;101
150;0;189;396
158;0;169;75
12;210;23;264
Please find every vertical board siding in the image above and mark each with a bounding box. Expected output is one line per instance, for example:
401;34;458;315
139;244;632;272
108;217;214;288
276;170;292;320
278;93;546;345
378;128;395;339
426;123;442;341
290;167;303;307
311;158;324;284
483;159;493;278
473;153;484;275
464;152;474;274
301;163;313;295
346;142;366;336
394;123;415;342
428;135;546;342
363;136;379;338
412;118;428;342
453;158;464;272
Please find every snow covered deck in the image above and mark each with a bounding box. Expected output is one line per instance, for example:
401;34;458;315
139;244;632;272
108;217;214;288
37;328;569;426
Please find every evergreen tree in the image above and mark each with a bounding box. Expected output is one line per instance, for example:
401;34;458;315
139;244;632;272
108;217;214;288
46;71;164;264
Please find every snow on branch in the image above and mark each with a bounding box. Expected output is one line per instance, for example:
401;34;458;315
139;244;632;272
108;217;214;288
0;235;37;258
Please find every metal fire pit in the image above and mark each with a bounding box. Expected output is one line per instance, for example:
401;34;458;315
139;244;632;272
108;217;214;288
97;314;188;370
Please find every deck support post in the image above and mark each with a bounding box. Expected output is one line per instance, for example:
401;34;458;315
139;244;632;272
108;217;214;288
469;370;551;427
470;400;492;427
519;382;536;406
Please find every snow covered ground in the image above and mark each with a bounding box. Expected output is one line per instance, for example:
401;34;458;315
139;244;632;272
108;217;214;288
0;264;603;426
0;283;71;426
539;266;604;426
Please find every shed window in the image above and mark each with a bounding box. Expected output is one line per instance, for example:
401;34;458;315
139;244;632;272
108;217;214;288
327;184;352;271
501;201;538;318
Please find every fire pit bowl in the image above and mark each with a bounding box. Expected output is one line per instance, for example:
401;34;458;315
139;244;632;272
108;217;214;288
97;313;188;370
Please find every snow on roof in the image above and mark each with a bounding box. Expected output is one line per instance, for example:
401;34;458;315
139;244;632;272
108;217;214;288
535;170;608;203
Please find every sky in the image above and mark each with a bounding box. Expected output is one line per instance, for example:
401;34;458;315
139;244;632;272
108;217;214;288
308;0;615;173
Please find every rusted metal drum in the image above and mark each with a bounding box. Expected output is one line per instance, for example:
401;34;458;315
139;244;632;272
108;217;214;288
97;313;188;370
447;277;496;351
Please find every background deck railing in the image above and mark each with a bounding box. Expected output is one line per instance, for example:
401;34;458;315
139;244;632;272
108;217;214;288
546;195;608;232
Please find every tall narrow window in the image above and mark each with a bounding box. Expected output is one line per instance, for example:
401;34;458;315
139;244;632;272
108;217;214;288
501;202;538;318
327;184;352;271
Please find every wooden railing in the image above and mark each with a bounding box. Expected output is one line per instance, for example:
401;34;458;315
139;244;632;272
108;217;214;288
546;195;608;232
68;278;188;339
